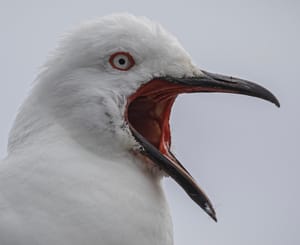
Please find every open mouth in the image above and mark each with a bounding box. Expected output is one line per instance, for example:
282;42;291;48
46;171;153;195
125;71;280;222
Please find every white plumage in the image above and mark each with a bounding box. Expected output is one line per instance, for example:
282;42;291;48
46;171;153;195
0;14;197;245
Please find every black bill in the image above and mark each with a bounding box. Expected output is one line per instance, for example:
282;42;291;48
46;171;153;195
128;70;280;222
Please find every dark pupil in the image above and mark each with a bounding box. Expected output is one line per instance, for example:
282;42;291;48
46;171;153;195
118;58;126;65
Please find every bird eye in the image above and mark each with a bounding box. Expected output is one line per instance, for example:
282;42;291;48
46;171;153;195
109;52;135;71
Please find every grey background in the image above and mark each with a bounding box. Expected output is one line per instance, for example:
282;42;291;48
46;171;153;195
0;0;299;244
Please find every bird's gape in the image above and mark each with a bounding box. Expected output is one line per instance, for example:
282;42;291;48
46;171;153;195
127;80;178;157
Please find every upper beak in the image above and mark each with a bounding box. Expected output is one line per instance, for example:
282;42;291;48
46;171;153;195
164;70;280;107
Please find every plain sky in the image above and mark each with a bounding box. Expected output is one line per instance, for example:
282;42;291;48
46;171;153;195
0;0;299;244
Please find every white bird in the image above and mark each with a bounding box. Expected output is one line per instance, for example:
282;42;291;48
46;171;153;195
0;14;279;245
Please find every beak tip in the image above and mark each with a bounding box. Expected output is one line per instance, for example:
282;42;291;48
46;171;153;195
267;93;280;108
209;212;218;222
204;203;218;222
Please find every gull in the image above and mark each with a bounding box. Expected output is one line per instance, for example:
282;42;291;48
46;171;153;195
0;14;279;245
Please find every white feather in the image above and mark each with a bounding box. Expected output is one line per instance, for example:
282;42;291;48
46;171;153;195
1;13;201;245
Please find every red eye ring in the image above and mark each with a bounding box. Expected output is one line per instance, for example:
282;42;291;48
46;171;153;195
109;52;135;71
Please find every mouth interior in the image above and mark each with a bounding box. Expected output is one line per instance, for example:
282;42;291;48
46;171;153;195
126;79;185;161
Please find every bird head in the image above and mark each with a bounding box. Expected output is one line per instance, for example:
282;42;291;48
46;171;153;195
10;14;279;222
